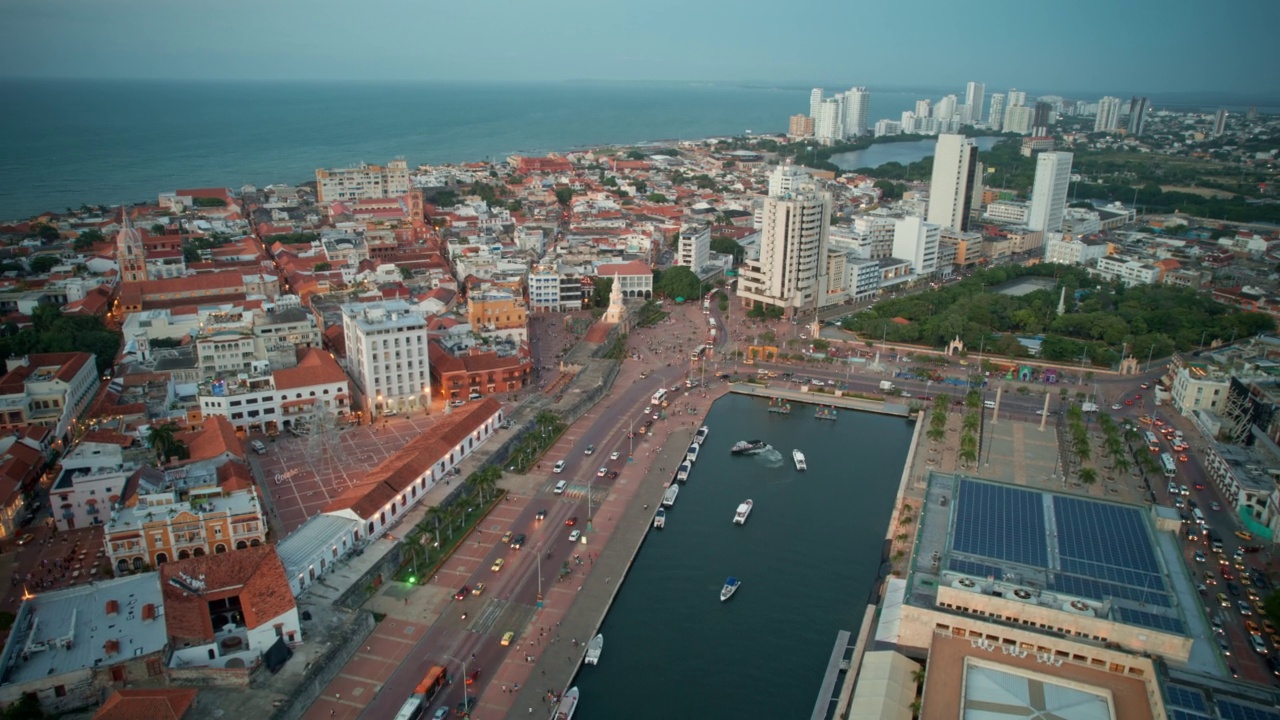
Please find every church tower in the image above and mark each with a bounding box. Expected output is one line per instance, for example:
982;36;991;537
116;209;148;283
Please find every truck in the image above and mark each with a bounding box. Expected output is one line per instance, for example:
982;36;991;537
879;381;896;392
1081;402;1099;413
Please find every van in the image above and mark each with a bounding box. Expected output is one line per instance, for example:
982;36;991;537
983;400;996;409
553;460;566;474
250;440;267;455
553;480;567;495
1192;508;1206;525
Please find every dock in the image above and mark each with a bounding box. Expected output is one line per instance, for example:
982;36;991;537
729;383;912;418
768;398;793;414
815;406;838;421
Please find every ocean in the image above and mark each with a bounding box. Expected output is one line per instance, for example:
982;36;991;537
0;79;929;221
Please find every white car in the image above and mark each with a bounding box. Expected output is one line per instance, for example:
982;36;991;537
1111;403;1122;410
610;451;620;460
553;460;566;474
568;530;582;542
596;467;608;478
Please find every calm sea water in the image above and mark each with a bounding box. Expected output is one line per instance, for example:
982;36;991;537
0;79;928;220
830;135;1002;171
572;394;913;718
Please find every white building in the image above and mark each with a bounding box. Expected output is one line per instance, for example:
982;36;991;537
315;159;410;202
51;441;133;531
843;87;870;138
1027;151;1073;233
198;348;351;433
927;134;983;233
1093;255;1159;286
874;120;902;137
1003;105;1034;135
738;189;832;314
987;93;1005;131
1043;233;1109;266
1006;89;1027;108
846;257;882;303
1061;208;1103;236
814;98;845;144
892;216;942;278
983;201;1031;225
767;162;810;198
526;264;583;313
964;81;985;124
677;223;710;272
1169;365;1230;416
1094;97;1123;132
934;95;957;122
809;88;824;119
341;300;431;418
0;353;100;445
594;261;653;299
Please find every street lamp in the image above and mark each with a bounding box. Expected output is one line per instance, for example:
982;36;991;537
375;392;384;422
422;385;431;415
442;654;470;713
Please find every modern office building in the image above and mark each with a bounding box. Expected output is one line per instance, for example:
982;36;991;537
315;159;410;202
892;216;942;278
677;223;711;271
341;300;431;418
737;189;832;316
964;82;985;124
1094;96;1123;132
1027;152;1073;233
927;134;983;233
987;93;1005;131
1003;105;1034;135
843;86;870;138
1032;101;1053;135
1127;96;1149;136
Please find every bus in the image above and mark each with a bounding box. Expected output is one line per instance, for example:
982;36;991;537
651;389;667;406
1144;431;1161;452
708;317;717;329
691;345;705;361
393;665;448;720
1160;453;1178;478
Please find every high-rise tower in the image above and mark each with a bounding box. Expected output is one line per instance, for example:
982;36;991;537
842;87;870;138
1127;96;1149;136
1094;97;1122;132
927;134;983;233
987;93;1005;131
965;82;986;124
1028;152;1073;233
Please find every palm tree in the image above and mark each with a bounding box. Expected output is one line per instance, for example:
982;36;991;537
1113;455;1131;480
958;445;978;467
1079;467;1099;487
147;422;187;464
962;413;980;434
965;390;981;409
927;425;946;444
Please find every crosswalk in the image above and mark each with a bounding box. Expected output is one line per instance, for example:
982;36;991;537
543;480;593;499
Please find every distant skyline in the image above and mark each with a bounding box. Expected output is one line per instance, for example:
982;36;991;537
2;0;1278;95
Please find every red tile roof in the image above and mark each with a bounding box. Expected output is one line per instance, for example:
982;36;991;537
0;352;94;395
595;260;651;276
178;415;244;464
273;348;349;391
160;544;294;644
93;688;198;720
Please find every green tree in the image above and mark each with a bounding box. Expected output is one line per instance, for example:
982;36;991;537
264;232;319;245
654;266;703;301
1079;467;1099;487
400;267;414;280
314;262;332;271
28;256;59;274
554;187;574;205
193;197;227;208
646;193;670;204
591;277;614;308
73;229;105;251
710;236;745;263
1;693;46;720
147;423;189;465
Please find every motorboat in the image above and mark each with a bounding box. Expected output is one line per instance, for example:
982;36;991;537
694;425;710;444
584;634;604;665
793;449;807;471
662;484;680;508
675;461;691;483
730;440;768;455
686;443;700;463
720;577;741;602
733;499;753;525
554;687;579;720
653;508;666;529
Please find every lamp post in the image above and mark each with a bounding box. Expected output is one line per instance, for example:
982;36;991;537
422;385;430;416
375;392;384;422
1145;344;1155;373
442;654;470;713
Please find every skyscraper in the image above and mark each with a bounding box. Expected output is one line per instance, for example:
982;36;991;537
927;134;983;233
814;98;845;144
842;87;870;138
1032;101;1053;135
1003;105;1034;135
1213;109;1228;136
965;82;986;124
1007;89;1027;108
1094;97;1122;132
987;93;1005;131
1127;96;1149;136
934;94;957;121
1028;152;1073;233
737;189;832;315
809;88;824;119
915;99;932;118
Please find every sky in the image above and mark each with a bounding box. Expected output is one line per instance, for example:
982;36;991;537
2;0;1277;96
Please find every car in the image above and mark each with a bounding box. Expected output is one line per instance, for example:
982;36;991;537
1179;454;1189;463
455;586;471;600
14;533;34;546
1235;531;1254;541
1194;551;1206;563
501;531;514;544
471;583;486;596
1211;501;1222;511
455;696;477;716
511;533;526;550
501;631;515;647
1174;498;1185;509
1111;403;1122;410
1227;582;1240;597
1239;600;1253;616
596;467;608;478
610;450;621;460
565;516;578;526
1206;571;1218;585
1217;591;1230;607
1180;485;1189;496
450;400;466;408
491;558;505;572
535;509;547;521
1268;655;1280;679
1153;419;1164;427
1194;482;1205;490
1247;620;1263;636
433;707;449;720
465;668;481;685
584;445;595;455
553;460;566;473
607;470;619;479
568;529;582;542
1252;634;1270;655
1219;636;1232;656
1125;399;1134;405
1140;383;1150;389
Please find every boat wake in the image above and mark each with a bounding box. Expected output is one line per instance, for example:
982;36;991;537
758;447;785;468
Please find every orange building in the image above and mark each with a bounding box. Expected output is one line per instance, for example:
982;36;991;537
466;288;528;341
427;341;532;400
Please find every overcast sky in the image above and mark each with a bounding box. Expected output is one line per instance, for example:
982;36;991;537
3;0;1276;95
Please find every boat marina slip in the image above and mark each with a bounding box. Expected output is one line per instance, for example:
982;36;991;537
571;394;912;718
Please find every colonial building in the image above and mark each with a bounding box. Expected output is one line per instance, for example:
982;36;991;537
427;341;532;401
197;348;351;434
0;352;100;445
466;288;528;342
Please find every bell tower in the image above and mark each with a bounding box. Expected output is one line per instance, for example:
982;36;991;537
116;209;148;283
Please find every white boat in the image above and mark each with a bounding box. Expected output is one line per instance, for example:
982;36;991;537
694;425;710;444
686;443;700;463
584;634;603;665
662;484;679;508
554;687;579;720
721;577;741;602
733;499;753;525
730;439;768;455
653;508;666;528
675;461;691;483
792;449;807;471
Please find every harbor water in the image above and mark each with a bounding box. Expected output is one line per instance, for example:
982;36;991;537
830;135;1001;171
571;394;913;718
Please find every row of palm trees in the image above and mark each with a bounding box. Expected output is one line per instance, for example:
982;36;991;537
508;411;567;473
400;465;505;583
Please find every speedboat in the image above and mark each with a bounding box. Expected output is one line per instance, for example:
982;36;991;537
694;425;710;444
793;449;807;471
733;499;753;525
554;687;579;720
653;508;666;529
662;484;680;508
584;634;603;666
686;443;700;463
721;577;741;602
675;461;691;483
730;440;768;455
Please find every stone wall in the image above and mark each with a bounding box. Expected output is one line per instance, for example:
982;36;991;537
169;661;259;687
264;610;376;720
332;543;405;611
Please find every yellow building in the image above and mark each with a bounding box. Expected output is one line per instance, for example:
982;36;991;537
105;482;267;572
467;289;528;342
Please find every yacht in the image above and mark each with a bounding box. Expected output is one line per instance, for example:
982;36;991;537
720;577;741;602
792;449;807;471
662;484;680;508
730;440;768;455
694;425;710;444
653;508;666;529
686;443;700;463
733;500;753;525
675;461;691;483
554;687;579;720
584;634;604;666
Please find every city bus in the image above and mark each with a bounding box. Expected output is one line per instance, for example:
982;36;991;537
1160;452;1178;478
691;345;705;361
1144;431;1161;452
652;388;667;406
393;665;448;720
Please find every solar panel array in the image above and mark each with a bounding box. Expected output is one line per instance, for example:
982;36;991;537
1165;685;1208;713
1114;606;1185;634
1053;495;1163;586
948;558;1004;580
1048;572;1171;607
1170;711;1214;720
1218;700;1280;720
952;480;1048;567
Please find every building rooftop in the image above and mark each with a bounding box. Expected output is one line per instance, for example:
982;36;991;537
340;300;426;331
160;545;293;644
0;574;167;685
277;514;360;583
